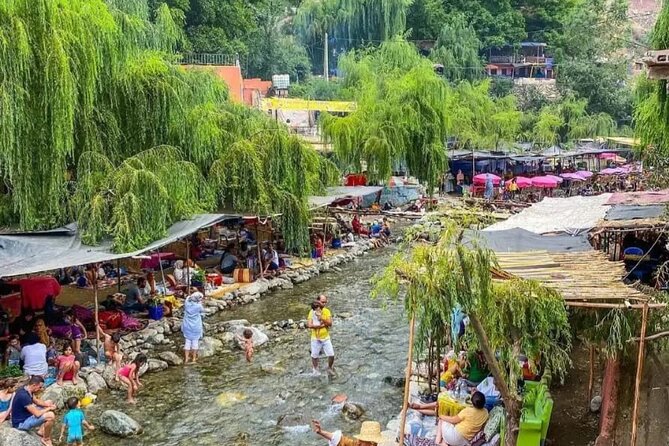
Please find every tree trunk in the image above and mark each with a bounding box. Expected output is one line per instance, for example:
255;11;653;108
595;355;620;446
468;313;521;446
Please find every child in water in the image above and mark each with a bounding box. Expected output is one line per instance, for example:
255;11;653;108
242;329;254;362
116;354;146;404
59;396;94;445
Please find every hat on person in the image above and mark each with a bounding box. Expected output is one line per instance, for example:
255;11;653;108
354;421;384;444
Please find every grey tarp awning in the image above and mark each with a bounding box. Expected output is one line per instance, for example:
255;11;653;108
464;228;592;252
308;186;383;209
605;205;666;221
0;214;237;278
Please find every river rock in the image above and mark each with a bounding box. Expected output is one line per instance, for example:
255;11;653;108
0;424;42;446
234;326;269;348
338;312;353;319
217;332;237;345
277;413;310;428
85;371;108;393
332;394;348;404
41;381;88;409
199;336;223;357
101;365;123;390
590;395;602;413
146;359;168;373
221;320;250;331
158;351;184;366
383;376;406;388
99;410;142;437
342;402;365;420
243;280;269;296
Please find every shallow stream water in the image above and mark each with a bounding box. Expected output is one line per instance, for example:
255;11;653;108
85;247;407;445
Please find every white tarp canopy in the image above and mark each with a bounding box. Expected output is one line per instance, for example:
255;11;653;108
483;194;613;235
0;214;237;278
308;186;383;209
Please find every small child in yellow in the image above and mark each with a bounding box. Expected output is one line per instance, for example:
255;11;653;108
439;351;464;388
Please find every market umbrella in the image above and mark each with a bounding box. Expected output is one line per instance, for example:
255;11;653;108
575;170;593;178
531;176;559;188
473;173;501;186
505;176;532;188
560;173;584;181
545;175;564;184
600;168;622;175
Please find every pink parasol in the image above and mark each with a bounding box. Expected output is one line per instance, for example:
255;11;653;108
560;173;584;181
532;176;559;188
505;176;532;188
473;173;501;186
575;170;593;178
545;174;564;184
600;168;623;175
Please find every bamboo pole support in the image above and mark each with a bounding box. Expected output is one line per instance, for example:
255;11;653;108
587;345;595;404
185;239;191;295
398;315;416;444
630;302;649;446
93;270;101;359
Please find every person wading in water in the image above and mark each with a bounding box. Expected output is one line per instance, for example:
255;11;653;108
307;294;335;376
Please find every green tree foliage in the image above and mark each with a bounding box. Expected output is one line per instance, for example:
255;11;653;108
550;0;632;121
533;96;617;145
0;0;338;253
373;221;571;446
289;78;344;100
634;1;669;161
512;0;578;42
442;0;526;47
431;13;483;83
321;40;522;189
405;0;447;40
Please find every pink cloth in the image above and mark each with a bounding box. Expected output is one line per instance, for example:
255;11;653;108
9;277;61;311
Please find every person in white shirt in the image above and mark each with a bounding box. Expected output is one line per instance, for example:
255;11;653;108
21;334;48;377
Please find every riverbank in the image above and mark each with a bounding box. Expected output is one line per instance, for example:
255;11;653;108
0;237;393;444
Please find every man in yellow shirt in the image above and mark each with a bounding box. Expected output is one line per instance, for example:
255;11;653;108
436;391;488;446
307;294;335;376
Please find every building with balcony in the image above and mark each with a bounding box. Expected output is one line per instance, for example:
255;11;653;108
484;42;555;81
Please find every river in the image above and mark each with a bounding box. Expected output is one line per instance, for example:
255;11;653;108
85;247;407;445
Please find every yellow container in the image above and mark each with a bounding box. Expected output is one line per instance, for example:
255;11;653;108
437;392;467;417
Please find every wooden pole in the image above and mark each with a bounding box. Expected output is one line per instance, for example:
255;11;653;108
185;239;191;295
398;315;416;444
256;221;263;279
587;345;595;404
630;302;649;446
116;259;122;292
93;270;101;360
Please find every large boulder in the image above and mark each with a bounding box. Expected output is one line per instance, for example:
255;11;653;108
0;424;42;446
158;351;183;366
199;337;223;358
101;365;123;390
234;326;269;349
40;381;88;409
220;319;250;331
146;359;168;373
99;410;142;437
85;371;108;394
241;280;269;296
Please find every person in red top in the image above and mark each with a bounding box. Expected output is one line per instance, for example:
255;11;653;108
351;215;369;236
56;344;80;386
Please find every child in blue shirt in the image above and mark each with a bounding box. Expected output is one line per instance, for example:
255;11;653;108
59;397;94;445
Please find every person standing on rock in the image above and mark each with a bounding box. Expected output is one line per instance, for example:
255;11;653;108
181;291;205;364
307;294;335;376
11;375;57;446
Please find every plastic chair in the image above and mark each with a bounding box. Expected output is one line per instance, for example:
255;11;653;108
623;247;644;258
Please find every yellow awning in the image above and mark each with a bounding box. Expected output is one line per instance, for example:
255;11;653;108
260;98;357;112
606;136;640;147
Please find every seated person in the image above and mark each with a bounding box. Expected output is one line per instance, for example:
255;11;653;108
56;344;80;385
75;272;88;288
11;311;36;344
239;228;255;242
351;215;369;236
464;351;489;387
11;376;56;446
370;220;382;238
263;245;280;274
436;391;489;446
383;201;393;211
219;245;239;275
122;278;149;312
313;236;324;259
21;334;48;378
238;241;251;261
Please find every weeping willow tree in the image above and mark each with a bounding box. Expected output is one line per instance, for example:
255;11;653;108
431;13;483;83
634;1;669;164
373;221;572;446
0;0;339;253
322;39;522;190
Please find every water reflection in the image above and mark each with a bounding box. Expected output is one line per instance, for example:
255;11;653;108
86;249;407;445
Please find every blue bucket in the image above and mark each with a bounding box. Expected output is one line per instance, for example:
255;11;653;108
148;305;163;321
